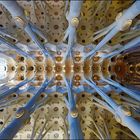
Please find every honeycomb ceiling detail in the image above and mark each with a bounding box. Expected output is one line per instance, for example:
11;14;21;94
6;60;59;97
0;0;140;139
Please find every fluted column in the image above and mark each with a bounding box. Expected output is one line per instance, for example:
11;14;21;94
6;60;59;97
0;78;52;139
0;1;51;59
84;79;140;138
104;36;140;58
0;36;32;58
84;1;140;59
0;79;32;101
64;0;83;58
64;78;83;139
102;78;140;102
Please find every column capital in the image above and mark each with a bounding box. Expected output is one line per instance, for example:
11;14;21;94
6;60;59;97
15;107;26;119
70;109;78;118
14;16;27;29
70;17;79;27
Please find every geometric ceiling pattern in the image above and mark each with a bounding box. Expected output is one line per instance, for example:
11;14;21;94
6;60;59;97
0;0;140;139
